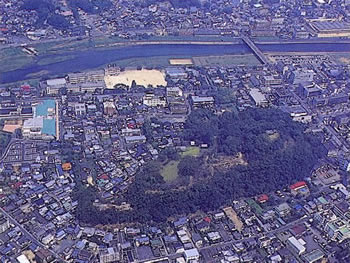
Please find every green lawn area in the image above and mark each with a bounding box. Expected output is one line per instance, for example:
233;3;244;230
160;147;200;183
161;160;180;183
181;147;200;157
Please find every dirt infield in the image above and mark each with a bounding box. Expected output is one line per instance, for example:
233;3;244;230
2;120;22;133
104;69;167;88
169;58;193;65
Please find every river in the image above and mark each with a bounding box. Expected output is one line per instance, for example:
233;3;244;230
1;42;349;84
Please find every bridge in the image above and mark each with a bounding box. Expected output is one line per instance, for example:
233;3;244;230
242;36;270;65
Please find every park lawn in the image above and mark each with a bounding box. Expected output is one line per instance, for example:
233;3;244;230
181;147;200;157
161;160;180;183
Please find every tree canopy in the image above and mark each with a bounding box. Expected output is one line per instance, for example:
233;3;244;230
21;0;70;29
67;0;113;14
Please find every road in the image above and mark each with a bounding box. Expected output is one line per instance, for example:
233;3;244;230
0;139;22;163
0;139;46;163
0;207;66;262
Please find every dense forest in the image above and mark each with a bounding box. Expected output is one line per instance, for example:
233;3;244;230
21;0;69;29
21;0;113;29
67;0;113;14
75;108;326;225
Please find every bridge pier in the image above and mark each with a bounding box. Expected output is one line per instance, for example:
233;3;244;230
242;37;270;65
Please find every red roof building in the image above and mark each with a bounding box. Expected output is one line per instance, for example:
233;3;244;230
257;194;269;203
12;182;23;189
290;181;307;191
127;123;135;129
21;85;31;92
203;216;211;223
99;174;109;180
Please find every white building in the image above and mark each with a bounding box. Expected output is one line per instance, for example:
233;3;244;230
74;103;86;115
285;105;312;123
42;233;54;245
16;255;30;263
143;94;167;107
167;87;183;97
99;247;120;263
46;78;66;95
68;70;105;84
103;101;116;116
184;248;200;262
22;117;44;138
287;236;306;255
291;69;315;85
0;214;9;233
125;135;147;145
325;219;350;243
166;67;188;79
249;88;268;107
191;96;215;109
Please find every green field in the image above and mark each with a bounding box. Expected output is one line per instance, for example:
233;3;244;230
160;147;201;183
181;147;200;157
161;160;180;183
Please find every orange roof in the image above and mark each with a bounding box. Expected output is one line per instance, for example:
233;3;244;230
62;162;72;171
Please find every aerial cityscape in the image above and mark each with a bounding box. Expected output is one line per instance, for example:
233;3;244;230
0;0;350;263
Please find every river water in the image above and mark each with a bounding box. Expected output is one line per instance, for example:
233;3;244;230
1;42;349;84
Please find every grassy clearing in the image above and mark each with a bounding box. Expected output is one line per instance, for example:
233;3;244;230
161;160;180;183
161;147;200;183
181;147;200;157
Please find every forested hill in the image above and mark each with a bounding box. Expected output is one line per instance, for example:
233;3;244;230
75;108;326;224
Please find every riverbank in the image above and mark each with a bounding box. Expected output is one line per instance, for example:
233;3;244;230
1;35;349;74
0;40;349;85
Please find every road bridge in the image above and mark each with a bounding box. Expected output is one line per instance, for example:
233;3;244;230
242;36;270;65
